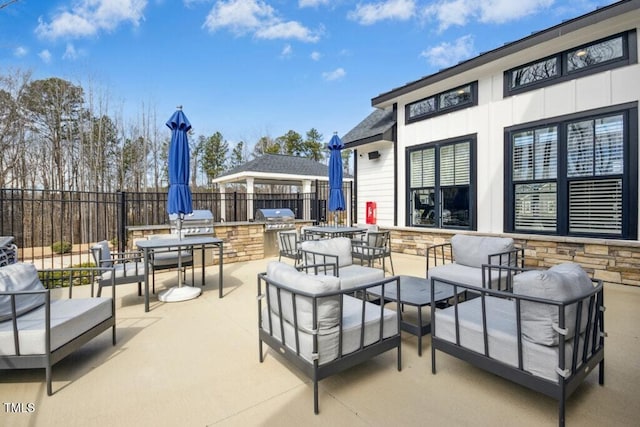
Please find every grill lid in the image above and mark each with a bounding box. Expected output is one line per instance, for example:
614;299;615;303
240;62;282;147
169;210;213;222
255;208;295;221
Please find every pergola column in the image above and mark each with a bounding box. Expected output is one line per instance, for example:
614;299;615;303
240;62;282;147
302;179;311;220
219;186;226;222
247;177;255;220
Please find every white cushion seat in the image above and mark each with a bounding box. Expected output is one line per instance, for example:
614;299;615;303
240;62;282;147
0;297;113;356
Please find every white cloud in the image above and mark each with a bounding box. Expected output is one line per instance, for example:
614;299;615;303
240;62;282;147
298;0;329;7
35;0;147;40
420;34;474;68
322;67;345;81
39;49;52;64
310;51;321;61
423;0;554;32
14;46;28;57
256;21;320;42
281;44;293;57
204;0;320;42
348;0;416;25
63;43;78;60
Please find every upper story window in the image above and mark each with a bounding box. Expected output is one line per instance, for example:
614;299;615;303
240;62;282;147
505;30;636;96
406;82;477;124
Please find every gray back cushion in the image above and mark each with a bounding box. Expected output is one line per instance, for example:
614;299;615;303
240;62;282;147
0;263;46;322
451;235;514;268
266;261;341;333
513;262;595;346
92;241;113;268
300;237;353;267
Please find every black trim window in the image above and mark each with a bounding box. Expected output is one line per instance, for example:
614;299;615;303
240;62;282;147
408;136;475;229
406;82;478;124
505;105;638;239
506;30;636;95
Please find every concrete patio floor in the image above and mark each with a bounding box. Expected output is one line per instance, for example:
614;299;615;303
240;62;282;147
1;253;640;426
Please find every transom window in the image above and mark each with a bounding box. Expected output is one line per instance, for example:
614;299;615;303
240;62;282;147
408;137;475;229
505;106;637;239
406;82;477;124
505;30;635;95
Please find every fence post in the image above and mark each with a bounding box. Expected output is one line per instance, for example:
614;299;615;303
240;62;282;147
118;191;127;252
314;179;319;225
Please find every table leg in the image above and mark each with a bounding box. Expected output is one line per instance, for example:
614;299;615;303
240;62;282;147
201;244;205;287
218;243;223;298
144;248;150;312
418;307;423;357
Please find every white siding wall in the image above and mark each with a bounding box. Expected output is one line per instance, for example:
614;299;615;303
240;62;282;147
394;62;640;234
355;142;395;226
356;16;640;235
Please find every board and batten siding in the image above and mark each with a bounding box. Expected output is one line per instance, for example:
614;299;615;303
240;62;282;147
355;141;395;226
392;26;640;234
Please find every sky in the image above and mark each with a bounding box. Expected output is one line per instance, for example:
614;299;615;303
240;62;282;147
0;0;621;150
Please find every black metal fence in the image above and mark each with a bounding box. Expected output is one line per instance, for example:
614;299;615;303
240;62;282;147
0;181;352;266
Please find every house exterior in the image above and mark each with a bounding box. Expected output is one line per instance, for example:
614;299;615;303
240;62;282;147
343;0;640;285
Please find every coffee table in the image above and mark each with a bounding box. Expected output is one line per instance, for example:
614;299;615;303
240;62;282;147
367;275;462;356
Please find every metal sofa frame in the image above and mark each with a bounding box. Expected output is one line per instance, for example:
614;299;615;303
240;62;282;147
0;267;116;395
257;265;402;414
430;264;605;427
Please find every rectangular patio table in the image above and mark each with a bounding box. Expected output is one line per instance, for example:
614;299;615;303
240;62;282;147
136;236;224;312
303;226;367;239
367;275;463;356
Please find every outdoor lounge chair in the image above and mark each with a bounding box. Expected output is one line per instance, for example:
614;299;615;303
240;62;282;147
146;234;194;294
90;241;146;298
277;230;301;265
352;230;394;274
0;263;116;395
258;261;401;413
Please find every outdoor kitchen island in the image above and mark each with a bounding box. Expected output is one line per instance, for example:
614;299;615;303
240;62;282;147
127;219;313;266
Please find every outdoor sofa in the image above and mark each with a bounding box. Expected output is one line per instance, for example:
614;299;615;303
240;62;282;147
430;262;605;427
0;263;116;395
299;237;385;289
258;261;401;413
426;234;524;290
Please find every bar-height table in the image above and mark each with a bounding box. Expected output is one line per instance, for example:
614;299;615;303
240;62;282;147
136;236;224;312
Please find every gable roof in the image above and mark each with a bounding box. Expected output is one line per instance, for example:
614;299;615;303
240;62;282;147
342;108;395;148
213;153;352;185
372;0;639;107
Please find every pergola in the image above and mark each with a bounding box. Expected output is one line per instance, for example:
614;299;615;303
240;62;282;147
211;154;353;221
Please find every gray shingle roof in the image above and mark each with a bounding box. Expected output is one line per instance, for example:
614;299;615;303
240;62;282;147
342;108;395;146
217;154;330;179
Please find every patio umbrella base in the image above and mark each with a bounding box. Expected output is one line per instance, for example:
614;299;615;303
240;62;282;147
158;285;201;302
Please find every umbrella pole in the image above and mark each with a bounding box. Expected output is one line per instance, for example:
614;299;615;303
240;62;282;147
178;214;183;288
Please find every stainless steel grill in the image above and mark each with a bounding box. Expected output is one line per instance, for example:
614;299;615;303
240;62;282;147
255;208;296;231
169;210;214;237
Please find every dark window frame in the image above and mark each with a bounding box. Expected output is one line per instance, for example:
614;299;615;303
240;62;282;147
405;82;478;124
504;103;638;239
407;134;477;230
504;30;637;97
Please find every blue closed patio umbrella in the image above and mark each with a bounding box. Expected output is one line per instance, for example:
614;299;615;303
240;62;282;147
328;133;345;225
159;106;200;303
167;107;193;218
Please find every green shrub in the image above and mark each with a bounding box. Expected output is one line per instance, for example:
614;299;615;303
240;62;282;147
39;262;98;288
51;241;72;254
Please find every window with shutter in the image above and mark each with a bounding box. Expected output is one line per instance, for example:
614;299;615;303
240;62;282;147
408;137;474;229
506;107;635;239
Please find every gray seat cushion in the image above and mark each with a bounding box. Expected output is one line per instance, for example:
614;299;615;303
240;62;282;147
0;297;113;355
338;265;385;290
